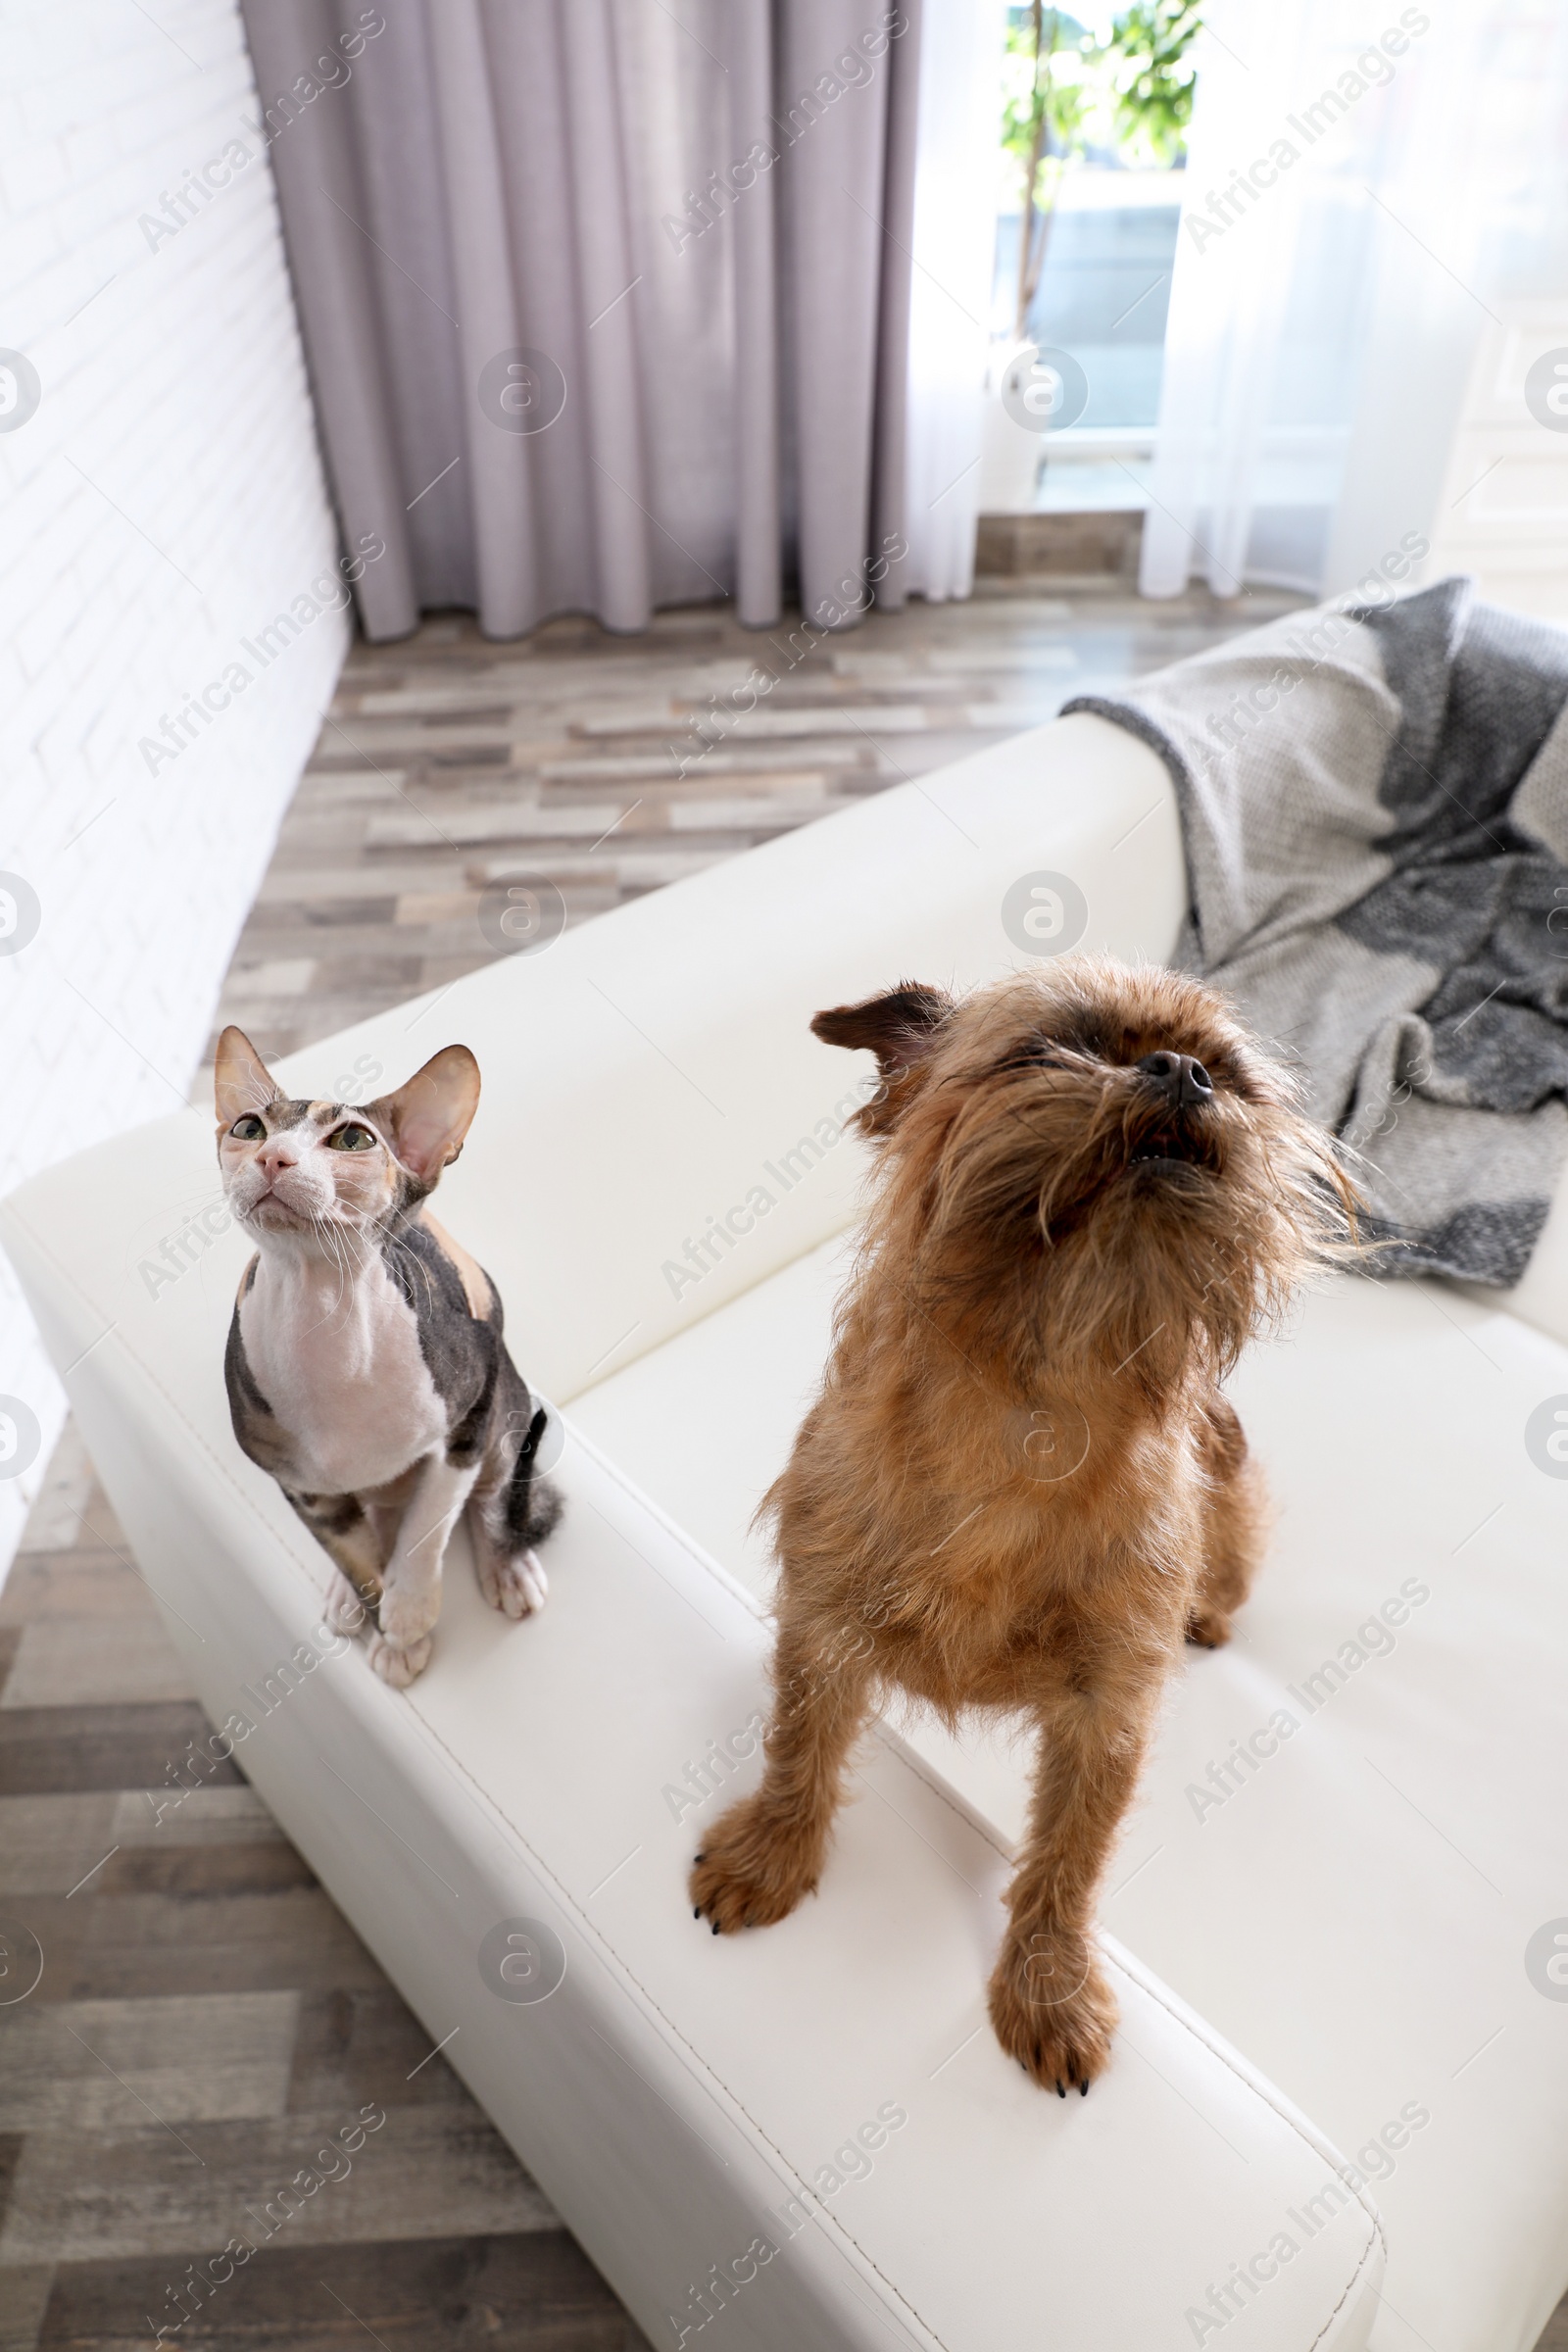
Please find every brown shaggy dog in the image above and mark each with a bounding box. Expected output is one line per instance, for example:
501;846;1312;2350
690;956;1355;2093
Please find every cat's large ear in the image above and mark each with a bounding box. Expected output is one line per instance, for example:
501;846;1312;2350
811;982;954;1137
215;1027;278;1127
373;1046;480;1185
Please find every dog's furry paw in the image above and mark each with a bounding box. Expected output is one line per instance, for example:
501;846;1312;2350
1185;1604;1233;1648
479;1548;548;1619
689;1793;821;1934
368;1632;432;1688
987;1929;1117;2094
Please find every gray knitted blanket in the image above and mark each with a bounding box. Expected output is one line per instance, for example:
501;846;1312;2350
1065;577;1568;1284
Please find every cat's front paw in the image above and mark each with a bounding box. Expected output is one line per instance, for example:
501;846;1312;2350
479;1548;548;1619
368;1632;432;1688
325;1571;372;1639
377;1584;438;1652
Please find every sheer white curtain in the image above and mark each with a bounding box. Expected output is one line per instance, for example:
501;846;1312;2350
903;0;1008;601
1142;0;1568;601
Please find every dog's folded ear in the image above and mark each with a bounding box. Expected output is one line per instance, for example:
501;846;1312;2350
811;982;954;1136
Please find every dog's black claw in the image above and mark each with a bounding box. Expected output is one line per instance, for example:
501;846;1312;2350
711;1922;720;1935
693;1906;702;1919
694;1852;706;1863
1080;2080;1089;2095
1056;2082;1066;2098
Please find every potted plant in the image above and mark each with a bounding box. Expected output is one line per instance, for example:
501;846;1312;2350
981;1;1202;515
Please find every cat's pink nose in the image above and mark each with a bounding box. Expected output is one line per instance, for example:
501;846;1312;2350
259;1144;298;1178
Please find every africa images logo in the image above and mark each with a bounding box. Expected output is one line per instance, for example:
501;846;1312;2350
1524;1396;1568;1477
0;350;42;432
477;1917;566;2004
1526;1920;1568;1999
1525;349;1568;434
1001;871;1090;958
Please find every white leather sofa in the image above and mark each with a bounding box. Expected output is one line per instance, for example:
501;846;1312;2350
7;709;1568;2352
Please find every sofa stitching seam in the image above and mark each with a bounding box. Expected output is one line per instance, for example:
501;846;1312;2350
1304;2206;1387;2350
1120;1966;1390;2293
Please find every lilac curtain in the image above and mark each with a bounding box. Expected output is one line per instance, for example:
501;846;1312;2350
239;0;924;638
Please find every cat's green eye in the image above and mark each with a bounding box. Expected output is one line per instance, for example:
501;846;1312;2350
230;1115;266;1141
327;1123;377;1152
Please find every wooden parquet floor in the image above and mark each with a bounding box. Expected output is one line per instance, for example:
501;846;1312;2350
13;578;1397;2351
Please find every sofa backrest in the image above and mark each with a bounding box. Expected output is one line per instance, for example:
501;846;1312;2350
353;711;1185;1399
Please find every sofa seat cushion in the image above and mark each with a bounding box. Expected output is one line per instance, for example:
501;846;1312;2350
571;1256;1568;2352
569;1233;853;1605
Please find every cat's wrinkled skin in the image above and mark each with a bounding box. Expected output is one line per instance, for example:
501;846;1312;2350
216;1027;562;1687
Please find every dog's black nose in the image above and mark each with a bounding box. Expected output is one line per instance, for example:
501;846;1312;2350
1137;1051;1213;1107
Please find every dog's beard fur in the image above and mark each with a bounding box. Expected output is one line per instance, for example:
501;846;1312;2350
691;956;1358;2096
836;956;1353;1400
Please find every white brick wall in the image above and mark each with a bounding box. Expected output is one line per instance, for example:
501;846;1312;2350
0;0;349;1573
